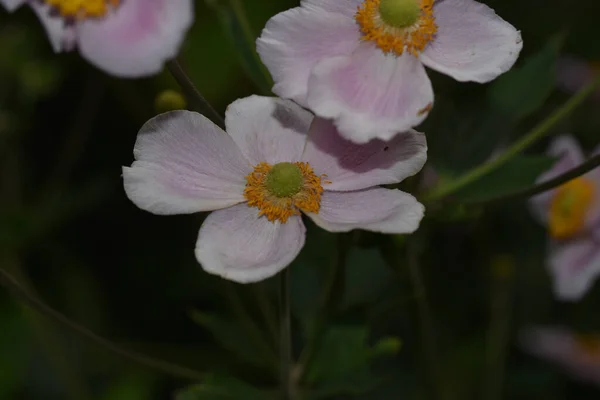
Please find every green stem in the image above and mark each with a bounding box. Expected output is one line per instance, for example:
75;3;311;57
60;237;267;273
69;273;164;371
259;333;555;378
252;282;279;347
465;153;600;206
166;59;226;129
426;75;600;202
407;241;444;400
279;269;293;400
0;268;206;382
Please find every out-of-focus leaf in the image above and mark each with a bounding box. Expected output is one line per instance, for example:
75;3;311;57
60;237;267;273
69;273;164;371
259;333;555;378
204;0;273;94
0;302;29;399
175;375;277;400
488;34;563;122
189;310;274;370
342;248;393;310
100;372;155;400
450;155;557;203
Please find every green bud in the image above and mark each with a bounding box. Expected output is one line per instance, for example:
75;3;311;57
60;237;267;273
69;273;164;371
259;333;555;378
266;162;303;198
155;89;187;113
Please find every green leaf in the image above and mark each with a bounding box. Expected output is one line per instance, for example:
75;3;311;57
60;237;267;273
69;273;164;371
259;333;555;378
175;375;277;400
205;0;273;94
189;310;274;370
488;34;563;122
450;155;557;203
342;248;394;310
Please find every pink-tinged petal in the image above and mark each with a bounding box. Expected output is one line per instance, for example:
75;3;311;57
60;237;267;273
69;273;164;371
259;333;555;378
300;0;363;18
1;0;26;11
302;118;427;191
548;237;600;301
256;6;360;106
77;0;193;77
306;188;424;233
529;135;586;224
225;95;312;165
123;111;251;215
421;0;522;83
30;3;76;52
307;44;433;143
195;204;305;283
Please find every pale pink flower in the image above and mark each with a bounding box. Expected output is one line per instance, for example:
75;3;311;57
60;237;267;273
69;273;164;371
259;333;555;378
122;96;427;283
529;135;600;300
520;326;600;385
257;0;522;144
1;0;193;77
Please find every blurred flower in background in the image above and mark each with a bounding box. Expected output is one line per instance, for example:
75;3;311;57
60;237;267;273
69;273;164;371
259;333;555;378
529;135;600;300
0;0;194;77
557;55;600;98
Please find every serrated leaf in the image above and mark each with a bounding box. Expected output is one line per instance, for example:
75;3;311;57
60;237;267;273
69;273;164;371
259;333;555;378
451;155;557;203
488;34;563;121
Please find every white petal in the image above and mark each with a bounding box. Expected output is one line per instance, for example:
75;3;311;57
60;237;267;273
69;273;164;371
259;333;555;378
1;0;26;12
300;0;363;18
196;204;306;283
421;0;523;83
307;43;433;143
225;95;313;165
123;111;251;215
30;3;76;52
302;118;427;191
77;0;194;77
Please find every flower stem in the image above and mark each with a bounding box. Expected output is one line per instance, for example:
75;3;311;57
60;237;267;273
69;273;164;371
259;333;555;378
464;153;600;205
425;75;600;202
166;59;226;129
407;240;444;400
0;268;206;382
279;268;293;399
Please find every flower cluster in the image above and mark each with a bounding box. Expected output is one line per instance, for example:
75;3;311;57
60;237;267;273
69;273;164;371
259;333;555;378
1;0;524;281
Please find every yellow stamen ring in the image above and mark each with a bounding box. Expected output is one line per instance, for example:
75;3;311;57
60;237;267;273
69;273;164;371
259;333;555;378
355;0;437;56
244;162;325;223
548;177;595;239
43;0;121;19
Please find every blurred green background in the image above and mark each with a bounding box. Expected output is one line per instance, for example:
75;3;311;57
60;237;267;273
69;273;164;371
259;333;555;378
1;0;600;399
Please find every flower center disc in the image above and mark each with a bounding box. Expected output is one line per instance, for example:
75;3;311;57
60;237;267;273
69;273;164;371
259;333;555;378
43;0;121;19
244;162;324;223
355;0;437;56
548;177;595;239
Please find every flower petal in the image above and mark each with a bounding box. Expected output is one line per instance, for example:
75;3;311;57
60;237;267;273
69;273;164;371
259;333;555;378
30;3;77;52
225;95;313;165
420;0;522;83
548;237;600;301
195;204;306;283
529;135;586;224
306;188;424;233
1;0;26;11
300;0;363;18
77;0;193;77
307;44;434;143
123;111;251;215
556;56;600;98
256;6;360;105
302;118;427;191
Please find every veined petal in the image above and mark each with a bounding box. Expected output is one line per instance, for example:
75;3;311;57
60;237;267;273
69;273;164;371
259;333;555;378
529;135;586;224
123;111;251;215
1;0;26;11
548;237;600;301
302;118;427;191
306;188;424;233
195;204;306;283
30;2;76;52
257;5;360;106
300;0;363;18
225;95;313;165
421;0;522;83
307;44;433;143
77;0;193;77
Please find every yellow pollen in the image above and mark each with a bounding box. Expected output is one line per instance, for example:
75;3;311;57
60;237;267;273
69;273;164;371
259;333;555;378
43;0;121;19
355;0;437;56
548;177;595;240
244;162;325;223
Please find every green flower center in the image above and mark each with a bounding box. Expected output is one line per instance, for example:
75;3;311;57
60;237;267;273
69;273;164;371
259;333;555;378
378;0;421;28
265;162;303;198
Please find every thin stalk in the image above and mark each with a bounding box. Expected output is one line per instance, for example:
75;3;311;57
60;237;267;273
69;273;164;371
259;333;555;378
252;282;279;346
407;241;444;400
0;268;206;382
279;269;293;399
167;59;225;129
426;75;600;202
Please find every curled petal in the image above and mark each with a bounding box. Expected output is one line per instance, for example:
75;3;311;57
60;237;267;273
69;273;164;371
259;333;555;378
195;204;306;283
